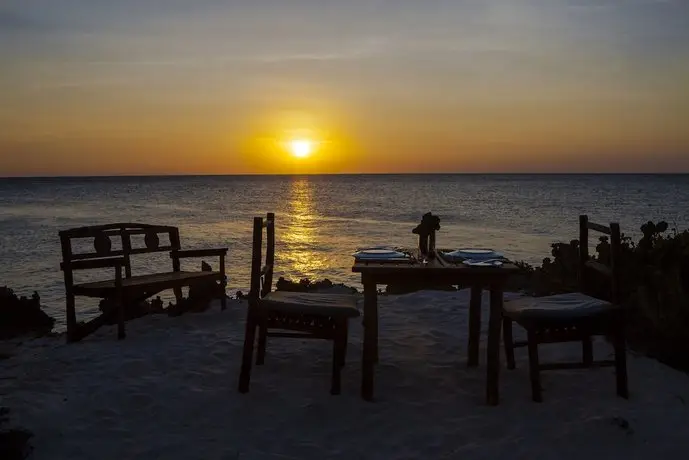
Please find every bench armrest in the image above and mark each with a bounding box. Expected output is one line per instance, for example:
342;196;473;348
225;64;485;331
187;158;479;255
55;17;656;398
61;257;126;271
170;248;228;259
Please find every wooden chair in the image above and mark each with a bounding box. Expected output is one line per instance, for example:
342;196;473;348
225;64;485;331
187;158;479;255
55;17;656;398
502;215;628;402
238;213;360;395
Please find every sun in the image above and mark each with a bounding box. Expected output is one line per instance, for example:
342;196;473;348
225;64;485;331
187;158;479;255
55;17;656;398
289;139;313;158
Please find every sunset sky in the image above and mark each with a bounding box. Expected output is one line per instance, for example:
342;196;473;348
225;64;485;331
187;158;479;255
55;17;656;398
1;0;688;176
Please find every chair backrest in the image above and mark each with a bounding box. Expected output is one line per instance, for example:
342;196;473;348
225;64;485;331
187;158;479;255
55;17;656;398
578;215;621;303
249;213;275;302
59;223;181;284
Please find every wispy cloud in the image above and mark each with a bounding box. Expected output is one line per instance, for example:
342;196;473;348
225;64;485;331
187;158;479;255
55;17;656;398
252;37;391;63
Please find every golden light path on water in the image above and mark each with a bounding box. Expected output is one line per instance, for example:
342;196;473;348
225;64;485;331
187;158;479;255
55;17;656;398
281;178;329;279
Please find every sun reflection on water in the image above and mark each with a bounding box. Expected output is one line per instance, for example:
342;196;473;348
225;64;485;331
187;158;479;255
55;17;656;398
280;178;329;279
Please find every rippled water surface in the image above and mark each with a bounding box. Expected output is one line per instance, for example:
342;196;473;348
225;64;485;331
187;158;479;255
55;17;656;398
2;174;688;327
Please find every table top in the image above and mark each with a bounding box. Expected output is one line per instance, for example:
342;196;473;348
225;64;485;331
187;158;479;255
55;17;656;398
352;248;518;275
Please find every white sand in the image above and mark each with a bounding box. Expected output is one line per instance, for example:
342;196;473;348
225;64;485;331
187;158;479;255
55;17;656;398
2;289;689;460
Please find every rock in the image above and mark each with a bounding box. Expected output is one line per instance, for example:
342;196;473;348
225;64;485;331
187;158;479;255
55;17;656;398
0;407;33;460
98;297;163;323
0;287;55;340
275;277;358;294
187;261;226;312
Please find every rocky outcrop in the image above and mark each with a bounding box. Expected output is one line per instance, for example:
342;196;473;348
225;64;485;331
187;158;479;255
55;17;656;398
274;277;359;295
0;287;55;340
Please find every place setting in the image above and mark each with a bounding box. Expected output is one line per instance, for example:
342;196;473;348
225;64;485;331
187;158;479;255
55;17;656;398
437;248;509;267
352;246;414;264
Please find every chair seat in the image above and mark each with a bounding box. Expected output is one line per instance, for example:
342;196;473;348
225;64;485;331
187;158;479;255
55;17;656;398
503;292;618;323
261;291;360;318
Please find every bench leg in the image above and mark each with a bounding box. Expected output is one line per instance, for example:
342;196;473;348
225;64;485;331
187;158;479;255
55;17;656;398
173;287;183;305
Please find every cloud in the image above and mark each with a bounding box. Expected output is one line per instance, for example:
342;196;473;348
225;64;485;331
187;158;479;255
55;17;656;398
0;8;51;33
252;37;390;63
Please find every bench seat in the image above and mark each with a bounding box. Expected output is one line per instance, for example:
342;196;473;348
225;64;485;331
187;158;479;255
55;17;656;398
73;271;223;297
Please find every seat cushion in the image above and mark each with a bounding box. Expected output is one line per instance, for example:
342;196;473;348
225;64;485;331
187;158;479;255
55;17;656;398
503;292;618;323
261;291;360;318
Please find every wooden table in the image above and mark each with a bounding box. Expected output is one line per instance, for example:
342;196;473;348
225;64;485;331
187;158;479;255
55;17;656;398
352;252;518;405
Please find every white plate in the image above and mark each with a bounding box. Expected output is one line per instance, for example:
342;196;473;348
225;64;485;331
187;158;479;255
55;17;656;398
444;248;503;260
355;245;397;252
463;259;504;267
457;248;494;255
353;249;408;260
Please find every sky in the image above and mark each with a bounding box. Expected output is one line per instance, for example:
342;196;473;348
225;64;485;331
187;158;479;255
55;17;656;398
1;0;688;175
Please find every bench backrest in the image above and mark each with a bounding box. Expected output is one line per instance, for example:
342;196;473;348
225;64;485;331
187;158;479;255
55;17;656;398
249;213;276;302
59;223;181;281
578;215;621;303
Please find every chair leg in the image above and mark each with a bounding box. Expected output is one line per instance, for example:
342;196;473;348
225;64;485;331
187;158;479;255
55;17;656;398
331;321;345;395
220;291;227;311
614;324;629;399
66;294;77;343
117;297;126;340
527;331;543;402
340;321;349;368
503;317;516;370
582;336;593;367
256;323;267;365
238;312;257;393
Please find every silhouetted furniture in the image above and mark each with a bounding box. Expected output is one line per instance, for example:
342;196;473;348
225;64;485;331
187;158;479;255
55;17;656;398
352;252;518;404
238;213;360;395
502;215;628;402
59;223;228;342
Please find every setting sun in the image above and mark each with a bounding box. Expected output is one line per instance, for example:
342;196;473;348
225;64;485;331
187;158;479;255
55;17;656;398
289;139;313;159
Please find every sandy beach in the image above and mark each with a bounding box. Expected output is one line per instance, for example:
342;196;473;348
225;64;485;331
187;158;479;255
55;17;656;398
2;288;689;459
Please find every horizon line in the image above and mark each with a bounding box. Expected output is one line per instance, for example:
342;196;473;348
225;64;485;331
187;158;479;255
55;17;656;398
2;171;689;179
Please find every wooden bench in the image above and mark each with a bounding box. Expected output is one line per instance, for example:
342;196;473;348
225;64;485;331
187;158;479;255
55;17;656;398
59;223;228;342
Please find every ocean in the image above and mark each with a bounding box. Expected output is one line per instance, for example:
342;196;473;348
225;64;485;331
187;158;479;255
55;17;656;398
1;174;688;329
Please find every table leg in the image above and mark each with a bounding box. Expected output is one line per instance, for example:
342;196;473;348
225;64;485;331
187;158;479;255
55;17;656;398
486;284;504;405
361;280;377;401
468;284;482;367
